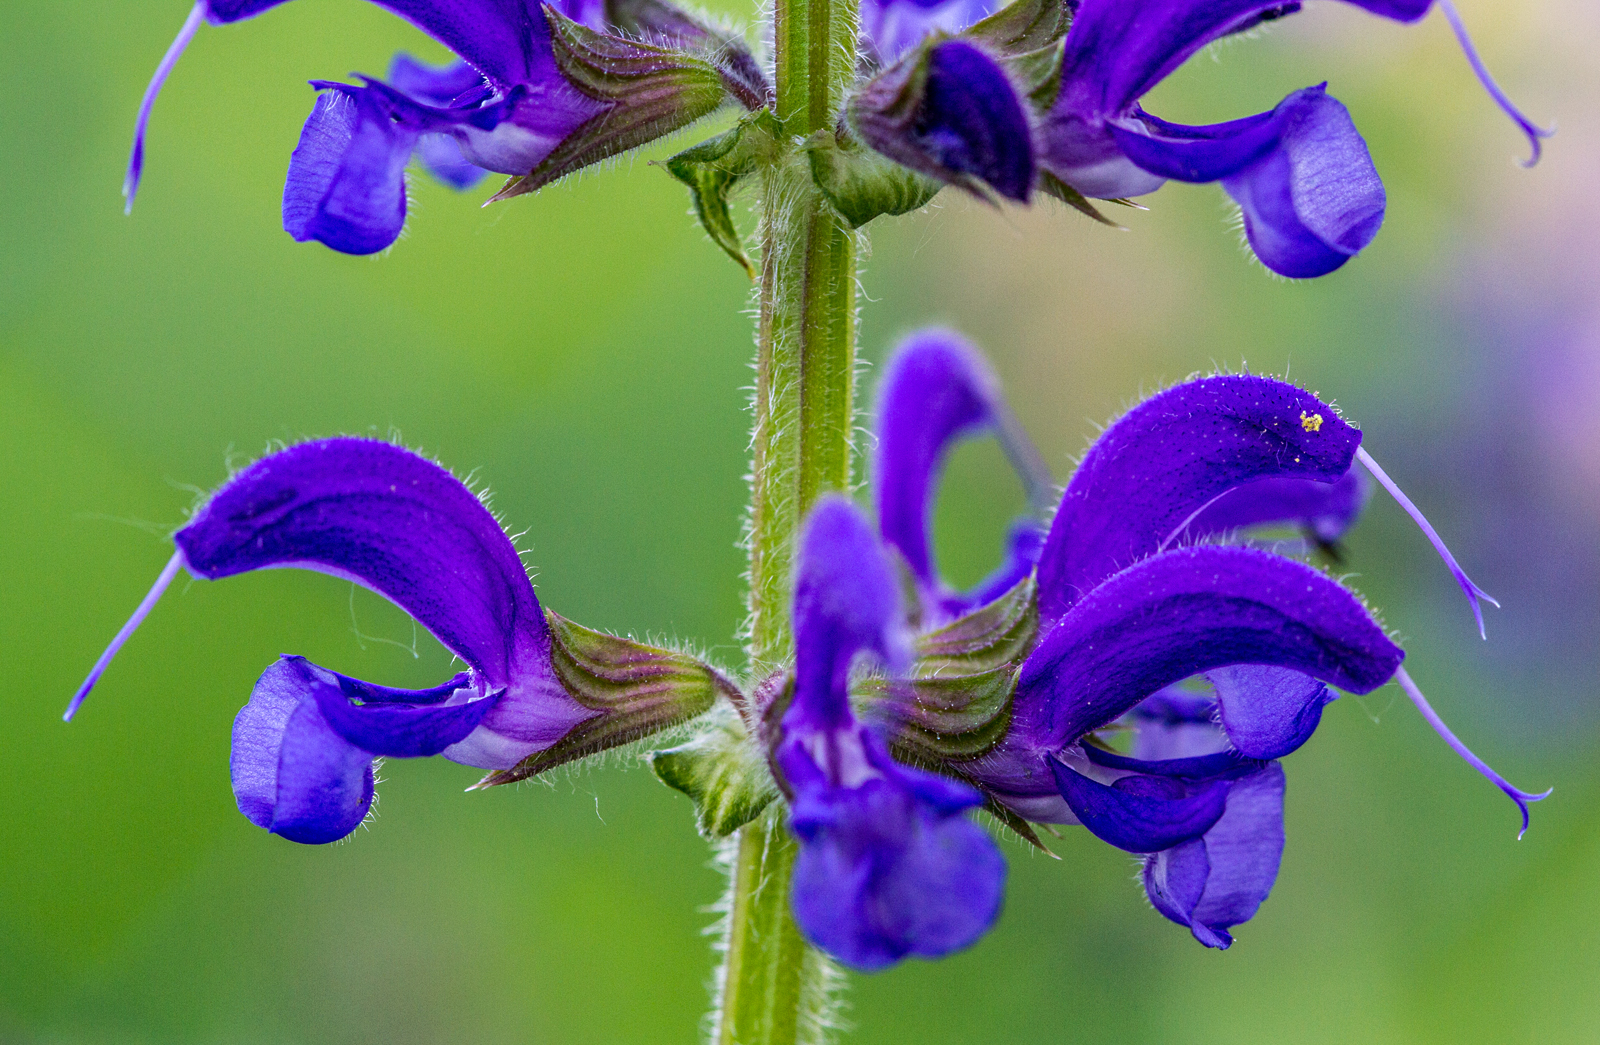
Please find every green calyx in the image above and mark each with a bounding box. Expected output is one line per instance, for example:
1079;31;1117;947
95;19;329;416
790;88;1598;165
490;8;733;201
960;0;1071;63
604;0;771;110
912;574;1040;676
668;106;939;271
658;0;1108;271
644;579;1043;838
474;610;727;787
856;577;1040;767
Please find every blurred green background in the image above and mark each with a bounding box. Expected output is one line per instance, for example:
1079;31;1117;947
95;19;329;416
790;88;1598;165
3;0;1596;1041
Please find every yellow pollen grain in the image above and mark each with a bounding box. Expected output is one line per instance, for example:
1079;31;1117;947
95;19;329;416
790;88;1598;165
1300;411;1324;433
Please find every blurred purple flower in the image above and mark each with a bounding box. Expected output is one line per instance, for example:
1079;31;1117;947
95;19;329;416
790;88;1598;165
872;328;1054;621
860;0;1001;66
776;497;1007;970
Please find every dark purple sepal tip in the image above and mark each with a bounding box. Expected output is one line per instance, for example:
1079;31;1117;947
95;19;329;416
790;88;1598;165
1051;755;1231;853
1208;663;1334;760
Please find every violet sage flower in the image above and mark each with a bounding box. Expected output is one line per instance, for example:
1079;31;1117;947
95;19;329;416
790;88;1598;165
774;497;1006;970
69;437;722;844
64;338;1552;964
857;328;1548;949
1036;0;1553;277
127;0;766;253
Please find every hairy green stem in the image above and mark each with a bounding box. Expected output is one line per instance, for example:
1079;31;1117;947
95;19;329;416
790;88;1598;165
712;0;860;1036
712;812;843;1045
745;183;857;677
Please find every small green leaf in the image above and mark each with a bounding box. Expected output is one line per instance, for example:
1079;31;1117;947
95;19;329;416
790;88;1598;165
651;704;779;837
982;797;1056;853
474;610;723;786
803;128;943;229
664;111;782;274
675;161;752;275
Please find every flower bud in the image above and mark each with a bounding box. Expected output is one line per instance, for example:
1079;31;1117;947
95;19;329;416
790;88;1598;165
850;37;1038;203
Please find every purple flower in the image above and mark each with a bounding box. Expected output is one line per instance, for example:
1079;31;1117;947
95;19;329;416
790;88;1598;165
386;56;495;191
127;0;762;253
775;497;1006;970
872;327;1053;622
854;39;1038;203
866;329;1548;947
69;438;717;844
1040;0;1552;277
